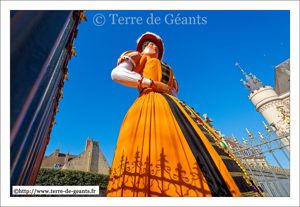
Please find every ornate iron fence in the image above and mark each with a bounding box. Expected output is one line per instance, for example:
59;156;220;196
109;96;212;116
228;122;290;197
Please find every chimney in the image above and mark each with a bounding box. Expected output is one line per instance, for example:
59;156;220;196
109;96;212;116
85;136;92;151
54;148;60;157
65;151;69;164
53;148;60;165
94;139;99;147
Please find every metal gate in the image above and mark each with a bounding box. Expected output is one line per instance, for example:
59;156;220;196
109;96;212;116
228;122;290;197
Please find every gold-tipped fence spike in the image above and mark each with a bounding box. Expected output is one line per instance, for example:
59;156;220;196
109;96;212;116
242;137;247;145
245;128;253;138
258;131;264;138
262;121;271;132
262;121;268;129
232;134;238;144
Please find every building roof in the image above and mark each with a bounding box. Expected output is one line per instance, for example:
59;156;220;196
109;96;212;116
41;151;77;168
245;74;264;93
274;59;290;96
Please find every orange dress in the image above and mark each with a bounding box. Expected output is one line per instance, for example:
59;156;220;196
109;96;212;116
106;52;265;197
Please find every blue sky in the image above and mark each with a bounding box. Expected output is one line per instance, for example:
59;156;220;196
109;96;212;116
45;10;291;169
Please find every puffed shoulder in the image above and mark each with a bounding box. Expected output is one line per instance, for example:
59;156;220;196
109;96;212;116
117;51;142;67
172;76;179;94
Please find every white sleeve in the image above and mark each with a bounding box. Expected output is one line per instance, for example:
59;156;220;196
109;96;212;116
111;60;151;88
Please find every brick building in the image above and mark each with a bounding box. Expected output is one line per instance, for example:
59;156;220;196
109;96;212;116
42;137;111;175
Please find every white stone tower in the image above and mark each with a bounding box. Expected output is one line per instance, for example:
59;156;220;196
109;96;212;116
237;61;290;152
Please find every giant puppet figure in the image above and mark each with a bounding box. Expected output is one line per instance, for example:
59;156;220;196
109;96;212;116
107;32;265;197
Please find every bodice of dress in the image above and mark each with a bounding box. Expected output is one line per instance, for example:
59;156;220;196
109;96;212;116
112;50;178;96
137;57;174;95
161;63;171;84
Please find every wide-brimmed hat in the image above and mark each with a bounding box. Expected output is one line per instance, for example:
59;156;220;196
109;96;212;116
136;32;164;60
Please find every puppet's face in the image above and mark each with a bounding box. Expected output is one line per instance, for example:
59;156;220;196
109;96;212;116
142;42;159;59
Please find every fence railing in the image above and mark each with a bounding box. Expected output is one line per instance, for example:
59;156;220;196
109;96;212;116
228;123;290;197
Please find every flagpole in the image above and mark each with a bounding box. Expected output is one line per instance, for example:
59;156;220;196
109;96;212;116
235;62;246;75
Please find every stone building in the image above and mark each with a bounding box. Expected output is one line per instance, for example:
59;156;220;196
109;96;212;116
237;60;290;152
42;137;111;175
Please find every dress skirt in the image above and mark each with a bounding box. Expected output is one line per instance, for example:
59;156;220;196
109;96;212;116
106;89;264;197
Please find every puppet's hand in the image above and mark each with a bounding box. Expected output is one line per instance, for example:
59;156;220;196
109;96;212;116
152;81;172;95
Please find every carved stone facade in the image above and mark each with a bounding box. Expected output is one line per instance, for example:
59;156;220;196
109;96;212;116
258;100;283;114
282;96;290;111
